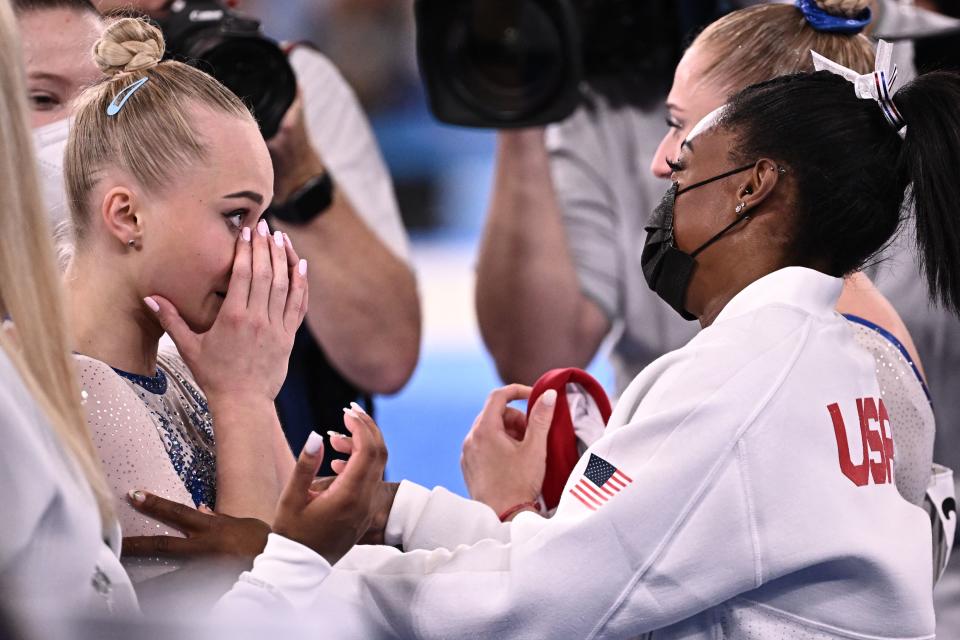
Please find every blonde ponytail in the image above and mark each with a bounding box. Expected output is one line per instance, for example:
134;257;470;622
693;2;875;98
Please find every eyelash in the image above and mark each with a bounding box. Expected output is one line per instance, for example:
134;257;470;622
666;117;683;130
29;93;61;111
223;209;249;229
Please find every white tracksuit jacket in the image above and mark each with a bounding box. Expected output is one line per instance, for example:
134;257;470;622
219;267;935;639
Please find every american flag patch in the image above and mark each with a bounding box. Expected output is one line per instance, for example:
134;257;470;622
569;454;633;510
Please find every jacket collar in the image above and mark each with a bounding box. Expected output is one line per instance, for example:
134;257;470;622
713;266;843;325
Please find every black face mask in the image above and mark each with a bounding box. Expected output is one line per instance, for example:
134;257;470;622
641;164;755;320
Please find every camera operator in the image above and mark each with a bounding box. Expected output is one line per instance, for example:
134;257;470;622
474;4;697;392
92;0;421;464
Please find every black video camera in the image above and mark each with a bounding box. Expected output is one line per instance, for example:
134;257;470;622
415;0;681;129
157;0;297;139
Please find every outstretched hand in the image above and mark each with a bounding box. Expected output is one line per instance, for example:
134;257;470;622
272;406;390;564
461;384;557;517
122;492;270;560
143;219;308;403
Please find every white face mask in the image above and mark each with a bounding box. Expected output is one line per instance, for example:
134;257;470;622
31;116;73;226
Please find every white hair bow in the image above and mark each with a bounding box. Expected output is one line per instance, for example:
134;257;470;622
811;39;906;138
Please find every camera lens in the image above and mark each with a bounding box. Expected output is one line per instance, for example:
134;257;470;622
199;37;296;139
443;0;568;122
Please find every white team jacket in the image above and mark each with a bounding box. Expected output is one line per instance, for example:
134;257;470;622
219;267;935;639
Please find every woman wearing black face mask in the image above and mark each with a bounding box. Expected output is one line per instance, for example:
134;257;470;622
194;58;960;640
466;2;941;550
642;151;764;321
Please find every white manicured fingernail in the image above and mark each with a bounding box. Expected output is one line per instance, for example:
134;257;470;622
327;430;344;440
283;232;292;248
298;259;307;276
541;389;558;407
242;226;251;242
274;230;283;247
304;431;323;455
343;407;359;419
350;402;367;415
128;490;146;503
257;219;269;237
143;297;160;313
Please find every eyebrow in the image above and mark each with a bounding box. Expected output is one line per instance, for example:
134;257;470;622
665;102;684;114
27;71;68;85
223;191;264;205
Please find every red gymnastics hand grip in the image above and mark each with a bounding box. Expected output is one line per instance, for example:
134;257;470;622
528;368;612;510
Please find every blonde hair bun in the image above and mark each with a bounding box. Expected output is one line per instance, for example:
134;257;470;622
815;0;871;18
93;17;165;76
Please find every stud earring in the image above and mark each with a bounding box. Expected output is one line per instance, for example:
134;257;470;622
735;202;745;214
127;239;136;247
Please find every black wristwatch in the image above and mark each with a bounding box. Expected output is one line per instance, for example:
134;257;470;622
268;170;335;225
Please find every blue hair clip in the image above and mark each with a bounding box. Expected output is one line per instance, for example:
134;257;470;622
106;77;149;117
795;0;871;34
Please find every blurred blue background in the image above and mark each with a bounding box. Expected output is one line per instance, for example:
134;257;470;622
242;0;614;496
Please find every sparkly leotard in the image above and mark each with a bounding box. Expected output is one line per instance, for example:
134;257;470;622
844;314;935;506
76;346;215;583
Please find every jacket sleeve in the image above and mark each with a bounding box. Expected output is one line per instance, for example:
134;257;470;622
305;481;520;574
216;320;813;637
0;363;60;572
385;480;513;550
218;394;765;638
